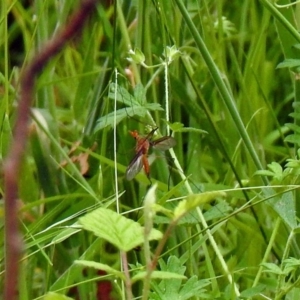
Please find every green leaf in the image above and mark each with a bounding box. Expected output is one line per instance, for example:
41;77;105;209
43;292;74;300
294;225;300;234
285;123;300;134
276;59;300;69
94;107;147;132
164;45;181;63
133;83;146;105
254;162;283;182
261;262;286;275
79;208;163;251
149;256;210;300
177;276;210;300
268;191;297;229
288;112;300;119
52;227;81;244
267;161;283;174
166;121;207;134
108;83;139;106
283;257;300;274
131;271;186;283
285;134;300;144
94;82;164;132
94;103;163;132
149;256;186;297
127;47;145;64
254;170;279;177
75;260;125;280
240;285;266;297
203;201;233;221
174;191;227;221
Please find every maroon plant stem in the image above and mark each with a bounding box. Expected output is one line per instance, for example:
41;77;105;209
3;1;97;299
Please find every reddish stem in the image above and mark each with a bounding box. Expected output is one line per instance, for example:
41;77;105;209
3;1;97;299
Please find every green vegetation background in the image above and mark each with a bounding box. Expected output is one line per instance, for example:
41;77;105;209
1;0;300;299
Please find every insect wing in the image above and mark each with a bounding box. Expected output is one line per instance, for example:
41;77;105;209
126;150;144;180
151;136;176;151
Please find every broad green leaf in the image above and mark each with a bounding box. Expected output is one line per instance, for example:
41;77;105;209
75;260;125;280
79;208;162;251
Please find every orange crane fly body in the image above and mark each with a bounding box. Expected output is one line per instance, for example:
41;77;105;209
125;128;176;181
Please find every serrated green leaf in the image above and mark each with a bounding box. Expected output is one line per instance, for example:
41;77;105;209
282;257;300;274
178;276;210;300
267;161;283;174
75;260;125;280
108;82;139;106
149;256;210;300
174;191;226;221
158;256;186;293
285;157;300;168
94;107;147;132
133;83;146;105
79;208;162;251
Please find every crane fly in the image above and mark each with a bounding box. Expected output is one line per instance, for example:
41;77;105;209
125;128;176;182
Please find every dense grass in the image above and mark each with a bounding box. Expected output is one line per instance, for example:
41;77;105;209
2;0;300;299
